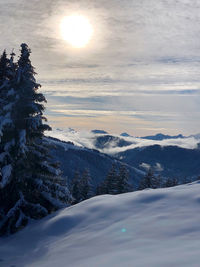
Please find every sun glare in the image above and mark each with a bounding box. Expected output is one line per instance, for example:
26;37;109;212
60;15;93;48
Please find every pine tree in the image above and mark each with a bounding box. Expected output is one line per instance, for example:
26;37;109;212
96;179;107;195
0;50;9;82
79;168;93;201
155;174;163;188
97;164;125;195
164;177;178;188
138;168;158;190
96;184;102;195
0;44;71;235
0;51;17;189
182;177;192;184
104;164;118;195
71;170;82;204
117;164;132;194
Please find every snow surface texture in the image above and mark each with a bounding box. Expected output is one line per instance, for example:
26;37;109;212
48;128;200;155
1;182;200;267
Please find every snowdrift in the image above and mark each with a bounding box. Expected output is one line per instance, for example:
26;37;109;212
1;182;200;266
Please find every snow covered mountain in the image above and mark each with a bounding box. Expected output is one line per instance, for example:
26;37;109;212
91;129;108;134
120;132;131;137
141;133;185;140
1;182;200;267
117;144;200;179
47;137;144;188
94;135;133;150
48;129;200;181
189;133;200;139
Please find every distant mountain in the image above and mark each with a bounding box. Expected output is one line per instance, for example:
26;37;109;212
94;135;133;150
91;130;108;134
189;133;200;139
47;137;143;189
120;132;131;137
116;144;200;179
141;133;185;140
50;128;200;153
45;132;200;189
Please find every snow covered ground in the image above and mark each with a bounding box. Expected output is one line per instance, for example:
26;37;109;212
1;182;200;267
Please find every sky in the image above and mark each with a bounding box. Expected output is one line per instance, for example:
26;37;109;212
0;0;200;136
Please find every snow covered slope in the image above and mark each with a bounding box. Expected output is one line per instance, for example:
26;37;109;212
48;137;144;188
1;182;200;267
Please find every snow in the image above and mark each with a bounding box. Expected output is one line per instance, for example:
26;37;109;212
0;117;12;137
4;139;15;151
28;115;42;129
41;191;67;209
0;164;12;188
41;161;61;176
1;182;200;266
7;88;15;97
45;136;88;152
47;128;96;149
19;129;27;154
0;152;7;163
3;103;13;112
0;80;9;90
16;67;22;84
15;210;27;229
6;193;24;218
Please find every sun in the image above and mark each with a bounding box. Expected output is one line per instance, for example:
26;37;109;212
60;15;93;48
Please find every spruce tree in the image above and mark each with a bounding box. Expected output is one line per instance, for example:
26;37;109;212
164;177;178;188
117;165;132;194
96;184;102;195
0;51;17;189
155;174;163;188
0;44;71;235
182;177;192;184
79;169;93;201
138;168;158;190
71;170;82;204
104;164;118;195
0;50;9;82
0;50;13;138
96;179;107;195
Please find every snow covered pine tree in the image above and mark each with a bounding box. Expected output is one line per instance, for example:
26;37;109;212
0;44;71;235
117;164;132;194
71;169;93;203
100;164;119;195
71;170;82;204
79;169;93;201
138;168;158;190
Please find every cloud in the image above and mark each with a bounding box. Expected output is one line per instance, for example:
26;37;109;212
139;162;163;172
101;136;200;155
154;163;164;172
62;63;100;69
140;163;151;171
1;0;200;134
47;128;200;156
